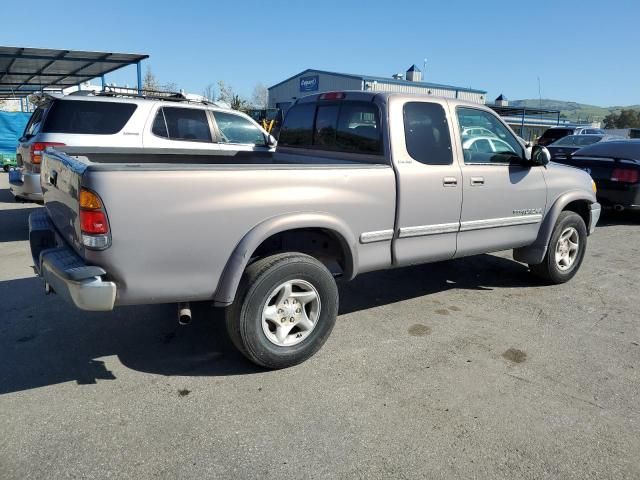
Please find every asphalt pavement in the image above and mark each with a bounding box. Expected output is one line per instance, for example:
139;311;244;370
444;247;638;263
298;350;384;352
0;173;638;479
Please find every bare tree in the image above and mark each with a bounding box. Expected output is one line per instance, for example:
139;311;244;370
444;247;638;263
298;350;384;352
202;83;216;102
251;83;268;109
143;65;178;92
142;66;160;91
216;80;235;104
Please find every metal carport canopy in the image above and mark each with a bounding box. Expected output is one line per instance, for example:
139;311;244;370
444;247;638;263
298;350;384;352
0;46;148;99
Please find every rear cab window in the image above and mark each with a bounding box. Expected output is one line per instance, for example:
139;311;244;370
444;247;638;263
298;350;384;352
42;100;137;134
278;100;383;159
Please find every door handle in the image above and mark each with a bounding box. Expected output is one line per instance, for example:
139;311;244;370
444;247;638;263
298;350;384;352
49;170;58;187
443;176;458;187
470;176;485;186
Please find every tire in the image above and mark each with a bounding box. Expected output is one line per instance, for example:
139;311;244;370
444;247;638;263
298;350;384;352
225;253;339;369
3;165;9;172
529;211;587;284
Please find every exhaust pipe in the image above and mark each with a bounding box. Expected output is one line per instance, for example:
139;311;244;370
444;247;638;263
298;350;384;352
178;302;192;325
614;204;625;212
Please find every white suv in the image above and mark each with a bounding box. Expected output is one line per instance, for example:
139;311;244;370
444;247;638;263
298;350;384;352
11;91;275;201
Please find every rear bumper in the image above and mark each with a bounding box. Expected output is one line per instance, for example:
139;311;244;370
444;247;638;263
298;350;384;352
29;210;116;311
596;185;640;210
589;202;601;234
9;170;43;202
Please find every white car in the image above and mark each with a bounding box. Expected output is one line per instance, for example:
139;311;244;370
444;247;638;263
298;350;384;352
11;91;275;201
462;135;516;154
461;127;497;138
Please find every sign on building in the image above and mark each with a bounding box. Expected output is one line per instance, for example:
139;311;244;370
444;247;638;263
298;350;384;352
299;75;319;92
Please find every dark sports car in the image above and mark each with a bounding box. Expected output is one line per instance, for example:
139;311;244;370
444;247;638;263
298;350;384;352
553;140;640;211
546;134;618;161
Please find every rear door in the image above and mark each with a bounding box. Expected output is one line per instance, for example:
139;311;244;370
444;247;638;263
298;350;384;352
390;97;463;265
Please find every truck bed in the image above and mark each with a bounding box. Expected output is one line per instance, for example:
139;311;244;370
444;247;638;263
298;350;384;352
40;147;397;306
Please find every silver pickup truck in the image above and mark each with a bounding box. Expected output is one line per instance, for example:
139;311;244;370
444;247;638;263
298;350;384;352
30;91;601;368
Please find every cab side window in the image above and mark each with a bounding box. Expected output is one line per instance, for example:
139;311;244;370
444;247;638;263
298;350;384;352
212;111;266;145
152;107;212;142
457;107;522;164
403;102;453;165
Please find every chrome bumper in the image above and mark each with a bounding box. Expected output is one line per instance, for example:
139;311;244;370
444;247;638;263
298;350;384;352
589;202;601;235
9;170;43;202
29;210;116;311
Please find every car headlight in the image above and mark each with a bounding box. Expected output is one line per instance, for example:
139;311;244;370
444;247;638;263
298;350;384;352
592;179;597;194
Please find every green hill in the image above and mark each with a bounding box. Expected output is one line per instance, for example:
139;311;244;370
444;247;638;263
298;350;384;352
509;99;640;123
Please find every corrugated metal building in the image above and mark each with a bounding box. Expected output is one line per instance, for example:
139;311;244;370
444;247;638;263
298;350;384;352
268;65;487;111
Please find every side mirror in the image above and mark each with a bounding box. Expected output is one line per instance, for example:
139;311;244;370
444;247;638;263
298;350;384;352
531;145;551;166
266;134;277;148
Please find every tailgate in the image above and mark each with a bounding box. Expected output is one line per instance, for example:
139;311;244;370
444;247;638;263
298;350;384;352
41;149;89;253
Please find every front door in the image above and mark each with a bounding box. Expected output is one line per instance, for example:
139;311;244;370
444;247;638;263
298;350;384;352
391;98;463;266
453;106;547;257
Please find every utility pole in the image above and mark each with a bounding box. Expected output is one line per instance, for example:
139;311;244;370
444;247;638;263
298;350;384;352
537;76;542;110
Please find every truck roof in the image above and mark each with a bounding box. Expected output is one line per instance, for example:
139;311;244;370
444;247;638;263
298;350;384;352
293;90;489;110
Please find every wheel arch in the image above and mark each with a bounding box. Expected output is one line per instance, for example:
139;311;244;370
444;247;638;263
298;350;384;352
213;213;358;306
514;190;595;265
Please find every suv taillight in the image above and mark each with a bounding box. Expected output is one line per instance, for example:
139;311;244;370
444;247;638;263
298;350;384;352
611;168;639;184
79;188;111;249
30;142;65;164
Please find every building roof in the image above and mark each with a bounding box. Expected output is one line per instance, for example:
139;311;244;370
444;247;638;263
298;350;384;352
406;64;421;72
0;46;149;99
495;94;507;101
268;68;487;95
490;105;559;117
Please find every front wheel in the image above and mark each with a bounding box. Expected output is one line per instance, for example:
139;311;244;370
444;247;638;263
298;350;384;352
225;253;339;369
529;211;587;284
2;165;9;172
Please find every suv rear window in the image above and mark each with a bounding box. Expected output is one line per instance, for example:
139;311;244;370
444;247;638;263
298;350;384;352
541;128;573;140
42;100;137;134
279;101;382;155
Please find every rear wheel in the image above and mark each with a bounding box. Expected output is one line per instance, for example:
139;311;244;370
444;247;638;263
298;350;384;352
2;165;9;172
529;211;587;283
225;253;339;369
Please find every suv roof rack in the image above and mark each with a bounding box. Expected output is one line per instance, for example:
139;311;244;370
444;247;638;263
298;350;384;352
96;86;227;108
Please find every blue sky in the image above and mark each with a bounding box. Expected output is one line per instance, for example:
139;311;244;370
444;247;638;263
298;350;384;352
3;0;638;106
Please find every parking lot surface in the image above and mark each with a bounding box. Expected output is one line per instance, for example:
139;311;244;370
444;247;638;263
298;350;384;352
1;172;639;479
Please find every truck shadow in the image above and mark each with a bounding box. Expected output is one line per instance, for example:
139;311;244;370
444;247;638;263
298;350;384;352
0;205;41;242
595;210;639;227
0;187;15;203
339;253;534;315
0;254;535;394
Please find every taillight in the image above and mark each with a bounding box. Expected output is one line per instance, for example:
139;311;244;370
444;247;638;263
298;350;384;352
30;142;65;164
80;210;108;234
611;168;639;184
79;188;110;249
